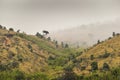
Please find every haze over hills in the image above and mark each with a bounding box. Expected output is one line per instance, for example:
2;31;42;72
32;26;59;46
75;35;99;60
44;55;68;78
0;26;82;79
1;24;120;80
74;32;120;76
51;19;120;47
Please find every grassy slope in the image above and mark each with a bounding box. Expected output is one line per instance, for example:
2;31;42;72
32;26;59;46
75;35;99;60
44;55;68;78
0;28;82;79
74;35;120;75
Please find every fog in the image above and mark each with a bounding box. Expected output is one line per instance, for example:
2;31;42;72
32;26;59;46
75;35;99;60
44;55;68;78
0;0;120;46
0;0;120;34
51;19;120;46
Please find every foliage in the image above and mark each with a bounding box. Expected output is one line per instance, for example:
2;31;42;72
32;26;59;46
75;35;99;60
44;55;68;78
102;52;110;58
0;70;49;80
57;66;78;80
36;32;43;38
65;43;69;48
9;28;14;31
90;55;94;60
97;40;100;44
91;62;98;71
0;25;2;29
113;32;116;37
103;63;110;71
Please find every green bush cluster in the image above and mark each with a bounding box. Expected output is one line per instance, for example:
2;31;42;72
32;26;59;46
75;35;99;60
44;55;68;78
0;70;49;80
55;67;120;80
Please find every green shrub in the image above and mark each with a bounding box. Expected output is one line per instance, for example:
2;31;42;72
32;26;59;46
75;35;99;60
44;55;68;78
90;55;94;60
91;62;98;71
0;64;7;71
103;63;110;71
58;66;78;80
103;52;110;58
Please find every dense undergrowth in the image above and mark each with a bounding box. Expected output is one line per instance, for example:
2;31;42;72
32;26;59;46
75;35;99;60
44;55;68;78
0;67;120;80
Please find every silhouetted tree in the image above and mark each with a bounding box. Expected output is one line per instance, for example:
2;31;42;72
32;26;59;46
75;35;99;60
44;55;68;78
97;40;100;44
65;43;69;48
55;41;58;48
36;32;43;38
61;42;64;48
43;30;49;35
17;29;20;33
90;55;94;60
47;37;51;41
9;28;14;31
3;27;6;30
113;32;116;37
0;25;2;29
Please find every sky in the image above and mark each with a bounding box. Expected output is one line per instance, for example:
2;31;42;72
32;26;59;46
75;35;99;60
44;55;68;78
0;0;120;34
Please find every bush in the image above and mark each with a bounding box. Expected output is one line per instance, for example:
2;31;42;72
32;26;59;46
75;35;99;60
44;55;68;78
8;61;19;68
103;63;110;71
0;64;7;71
90;55;94;60
14;70;25;80
103;52;110;58
36;32;43;38
0;70;49;80
58;66;78;80
65;44;69;48
91;62;98;71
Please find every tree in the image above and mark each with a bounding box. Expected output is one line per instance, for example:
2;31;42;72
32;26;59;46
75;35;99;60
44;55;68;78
3;27;6;30
43;30;49;35
65;43;69;48
61;42;64;48
47;37;51;41
103;52;110;58
97;40;100;44
9;28;14;31
0;25;2;29
58;66;78;80
103;63;110;71
91;62;98;71
17;29;20;33
55;41;58;48
112;32;116;37
90;55;94;60
36;32;43;38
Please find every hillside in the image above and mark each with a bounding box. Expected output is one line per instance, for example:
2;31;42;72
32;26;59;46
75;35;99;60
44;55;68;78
1;25;120;80
74;33;120;75
0;28;51;73
0;25;83;79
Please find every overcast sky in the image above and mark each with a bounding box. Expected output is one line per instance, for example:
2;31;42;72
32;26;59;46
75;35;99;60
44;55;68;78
0;0;120;34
